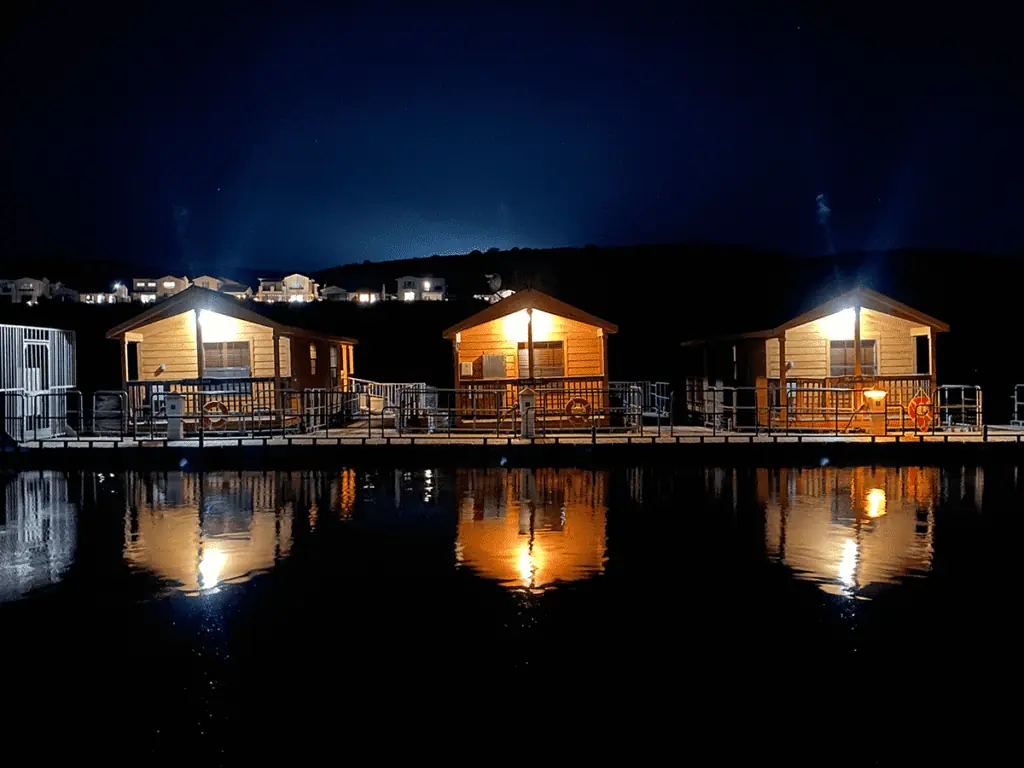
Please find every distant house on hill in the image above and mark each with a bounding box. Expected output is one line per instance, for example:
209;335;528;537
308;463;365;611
80;282;130;305
131;275;190;303
350;287;382;305
0;277;76;304
192;275;253;300
397;276;446;302
321;285;349;302
256;274;320;303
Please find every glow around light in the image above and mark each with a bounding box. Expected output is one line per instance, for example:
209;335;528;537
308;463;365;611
818;307;856;340
288;294;305;302
358;293;370;303
198;309;237;342
838;538;857;588
423;280;431;291
863;389;887;401
199;547;227;590
501;308;555;343
403;291;416;301
866;487;887;518
162;281;177;289
502;309;530;342
140;294;155;304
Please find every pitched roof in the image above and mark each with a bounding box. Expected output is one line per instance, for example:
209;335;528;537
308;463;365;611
105;286;357;344
442;288;618;339
681;286;948;346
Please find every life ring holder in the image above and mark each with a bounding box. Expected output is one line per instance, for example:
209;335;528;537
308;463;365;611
907;394;932;431
565;396;593;427
203;400;229;429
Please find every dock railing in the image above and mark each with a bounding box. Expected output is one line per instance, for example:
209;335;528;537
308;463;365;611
1012;384;1024;427
682;382;987;436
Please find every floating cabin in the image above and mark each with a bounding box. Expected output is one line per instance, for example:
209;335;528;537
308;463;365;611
1;324;77;442
106;286;357;431
442;289;618;428
681;287;949;432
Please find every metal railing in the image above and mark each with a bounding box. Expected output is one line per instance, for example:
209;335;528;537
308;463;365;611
1012;384;1024;427
681;383;986;435
342;377;431;417
610;380;671;418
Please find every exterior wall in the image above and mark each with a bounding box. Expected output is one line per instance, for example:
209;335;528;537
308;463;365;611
766;308;924;378
192;276;222;291
133;310;291;381
288;337;354;389
257;274;319;303
455;310;605;385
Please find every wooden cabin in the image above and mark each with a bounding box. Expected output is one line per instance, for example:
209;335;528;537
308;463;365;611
106;286;356;431
442;289;618;428
682;287;949;432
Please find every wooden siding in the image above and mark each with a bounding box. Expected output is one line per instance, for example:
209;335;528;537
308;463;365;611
455;311;605;385
766;308;922;378
134;310;292;381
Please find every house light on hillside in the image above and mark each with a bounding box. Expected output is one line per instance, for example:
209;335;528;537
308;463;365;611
403;291;416;302
288;295;305;303
358;293;370;303
423;280;431;291
163;281;177;289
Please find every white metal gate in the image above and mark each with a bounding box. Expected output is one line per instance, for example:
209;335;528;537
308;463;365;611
1;324;76;442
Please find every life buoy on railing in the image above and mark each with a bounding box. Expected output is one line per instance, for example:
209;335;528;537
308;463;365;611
908;394;932;431
565;396;593;427
203;400;229;429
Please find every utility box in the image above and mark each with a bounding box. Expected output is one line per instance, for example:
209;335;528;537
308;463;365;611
166;392;185;440
862;389;887;436
519;387;537;438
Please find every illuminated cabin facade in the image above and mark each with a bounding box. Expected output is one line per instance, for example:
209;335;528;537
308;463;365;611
443;289;617;428
682;287;949;431
106;286;356;428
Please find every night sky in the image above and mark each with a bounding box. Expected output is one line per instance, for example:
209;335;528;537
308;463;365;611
3;3;1020;271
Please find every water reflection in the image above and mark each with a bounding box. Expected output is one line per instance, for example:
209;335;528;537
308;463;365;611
761;467;939;598
123;472;296;594
454;468;608;591
0;472;77;602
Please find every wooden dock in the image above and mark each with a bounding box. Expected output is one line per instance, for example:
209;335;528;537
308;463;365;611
5;425;1024;469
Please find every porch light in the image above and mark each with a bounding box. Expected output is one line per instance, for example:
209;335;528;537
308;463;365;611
198;309;237;342
865;487;887;518
818;307;856;339
862;389;887;401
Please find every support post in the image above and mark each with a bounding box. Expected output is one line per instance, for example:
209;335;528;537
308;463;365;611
194;310;205;377
273;329;283;411
526;308;535;381
853;305;862;377
120;335;129;391
778;334;787;424
929;327;937;395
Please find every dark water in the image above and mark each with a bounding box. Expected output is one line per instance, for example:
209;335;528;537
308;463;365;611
2;464;1021;751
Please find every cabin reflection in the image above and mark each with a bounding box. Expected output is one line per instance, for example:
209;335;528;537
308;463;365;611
761;467;939;597
123;471;302;594
454;468;608;591
0;472;77;602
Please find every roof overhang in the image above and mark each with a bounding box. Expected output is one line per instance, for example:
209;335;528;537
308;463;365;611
105;286;358;344
443;288;618;339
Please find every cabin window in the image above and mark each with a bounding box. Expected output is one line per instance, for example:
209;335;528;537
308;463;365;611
330;346;339;382
517;341;565;378
482;354;507;379
204;341;251;378
915;335;931;374
829;340;876;377
309;343;317;376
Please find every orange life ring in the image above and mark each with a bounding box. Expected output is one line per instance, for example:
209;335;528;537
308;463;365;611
907;395;932;431
565;397;593;426
203;400;229;429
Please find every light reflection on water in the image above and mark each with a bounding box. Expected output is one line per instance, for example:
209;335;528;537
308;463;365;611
760;466;942;598
0;464;1003;605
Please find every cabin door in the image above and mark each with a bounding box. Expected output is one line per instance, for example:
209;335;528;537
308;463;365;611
23;340;52;439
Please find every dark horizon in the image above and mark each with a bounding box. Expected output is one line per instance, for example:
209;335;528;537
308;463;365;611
4;3;1021;271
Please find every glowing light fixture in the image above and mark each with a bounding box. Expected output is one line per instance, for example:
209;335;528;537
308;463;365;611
288;294;305;302
403;291;416;301
863;389;887;401
198;309;236;342
358;293;370;303
818;307;856;339
163;281;176;289
502;309;530;342
423;280;431;291
866;487;887;518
